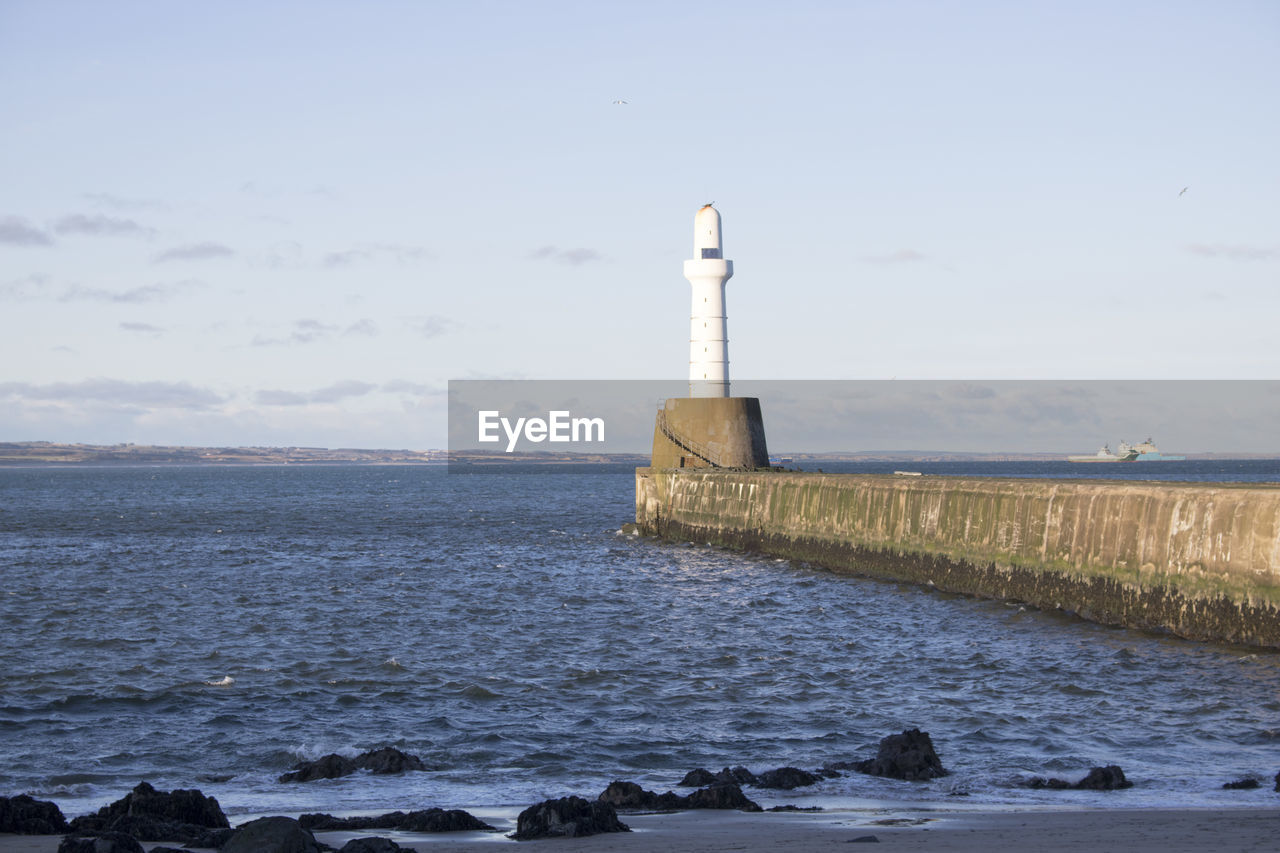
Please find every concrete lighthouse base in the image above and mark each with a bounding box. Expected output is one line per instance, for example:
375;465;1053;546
651;397;770;469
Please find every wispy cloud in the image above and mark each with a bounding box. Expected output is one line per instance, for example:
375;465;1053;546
529;246;603;266
344;319;379;336
2;276;202;304
52;213;156;238
255;380;378;406
0;378;225;409
82;192;169;212
119;321;165;335
57;279;204;304
322;243;430;268
0;273;52;300
407;315;455;338
153;242;235;263
0;216;53;246
251;318;355;346
1187;243;1278;261
863;249;927;264
383;379;434;395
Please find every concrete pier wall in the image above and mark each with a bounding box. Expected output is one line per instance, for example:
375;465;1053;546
635;469;1280;646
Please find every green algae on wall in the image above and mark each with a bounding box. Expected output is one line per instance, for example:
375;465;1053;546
635;469;1280;647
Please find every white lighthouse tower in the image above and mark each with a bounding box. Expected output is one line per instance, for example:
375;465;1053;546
684;204;733;397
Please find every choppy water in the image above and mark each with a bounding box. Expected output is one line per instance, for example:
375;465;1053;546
1;463;1278;823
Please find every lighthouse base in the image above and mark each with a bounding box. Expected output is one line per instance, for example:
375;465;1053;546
651;397;770;469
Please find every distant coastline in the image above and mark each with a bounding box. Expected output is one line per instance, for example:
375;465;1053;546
2;442;1276;466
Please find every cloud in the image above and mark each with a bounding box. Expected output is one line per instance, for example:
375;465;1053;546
529;245;603;265
322;243;429;268
57;279;204;304
255;380;378;406
251;318;340;346
82;192;169;212
863;249;927;264
408;314;455;338
1187;244;1278;261
0;378;225;409
153;242;235;263
344;319;378;336
383;379;435;395
120;322;164;335
0;273;52;300
2;276;202;304
0;216;53;246
52;213;155;238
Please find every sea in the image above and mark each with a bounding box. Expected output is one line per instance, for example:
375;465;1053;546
2;460;1279;826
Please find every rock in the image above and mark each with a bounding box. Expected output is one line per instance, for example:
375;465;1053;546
354;747;427;775
512;796;630;840
1223;778;1260;790
848;835;881;843
0;794;69;834
67;781;228;830
1274;770;1279;792
222;816;323;853
1027;776;1072;790
279;754;355;783
298;808;493;833
279;747;427;783
767;805;823;812
679;768;718;787
65;781;229;842
1073;765;1133;790
57;832;144;853
148;848;189;853
684;783;762;812
598;781;760;812
756;767;821;790
852;729;948;781
339;839;405;853
715;766;759;786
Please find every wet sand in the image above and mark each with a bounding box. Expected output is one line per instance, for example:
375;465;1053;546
6;806;1280;852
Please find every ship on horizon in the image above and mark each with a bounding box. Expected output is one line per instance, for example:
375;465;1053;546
1067;438;1185;463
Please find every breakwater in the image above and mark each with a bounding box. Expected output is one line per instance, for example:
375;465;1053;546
635;469;1280;647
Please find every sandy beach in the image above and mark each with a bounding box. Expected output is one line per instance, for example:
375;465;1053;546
5;806;1279;853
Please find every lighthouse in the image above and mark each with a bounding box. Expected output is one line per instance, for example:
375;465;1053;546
648;204;770;470
684;204;732;398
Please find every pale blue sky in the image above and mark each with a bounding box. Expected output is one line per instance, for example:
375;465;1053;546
2;1;1277;448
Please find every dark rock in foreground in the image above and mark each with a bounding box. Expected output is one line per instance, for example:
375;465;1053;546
1028;765;1134;791
300;808;494;833
843;729;948;781
756;767;822;790
0;794;69;834
599;780;761;812
66;781;229;844
58;832;144;853
279;747;428;783
512;796;630;840
1274;770;1279;792
222;816;323;853
339;839;406;853
1223;777;1260;789
680;764;822;790
1074;765;1133;790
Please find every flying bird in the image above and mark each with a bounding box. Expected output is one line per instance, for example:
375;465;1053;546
1179;187;1188;197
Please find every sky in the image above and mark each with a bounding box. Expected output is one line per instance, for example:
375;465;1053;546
1;1;1277;449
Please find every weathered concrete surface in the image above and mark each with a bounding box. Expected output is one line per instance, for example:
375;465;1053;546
635;469;1280;646
650;397;770;469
